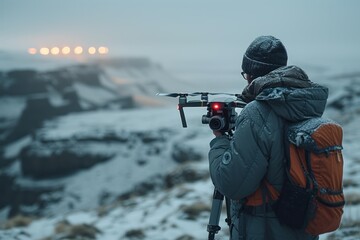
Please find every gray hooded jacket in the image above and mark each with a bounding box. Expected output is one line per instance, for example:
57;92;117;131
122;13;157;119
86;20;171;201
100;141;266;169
208;65;327;240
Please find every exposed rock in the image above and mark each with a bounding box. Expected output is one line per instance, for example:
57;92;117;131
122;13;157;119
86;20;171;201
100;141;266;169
135;129;170;143
3;215;34;229
6;183;63;218
6;95;82;143
124;228;146;239
118;167;209;202
54;220;101;239
20;146;114;178
118;175;163;201
327;79;360;112
180;202;211;220
176;234;196;240
171;142;203;164
165;167;209;189
0;70;45;96
0;174;15;210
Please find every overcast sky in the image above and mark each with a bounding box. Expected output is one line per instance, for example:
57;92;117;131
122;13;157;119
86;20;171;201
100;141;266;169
1;0;360;70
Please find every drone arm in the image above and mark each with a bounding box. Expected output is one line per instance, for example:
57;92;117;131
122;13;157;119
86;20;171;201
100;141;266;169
177;100;208;128
178;105;187;128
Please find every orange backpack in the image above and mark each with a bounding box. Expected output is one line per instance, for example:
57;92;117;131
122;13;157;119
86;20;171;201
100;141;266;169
247;118;345;235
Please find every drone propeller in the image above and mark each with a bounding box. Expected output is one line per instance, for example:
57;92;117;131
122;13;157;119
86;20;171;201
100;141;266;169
157;92;241;98
191;92;235;96
156;93;193;98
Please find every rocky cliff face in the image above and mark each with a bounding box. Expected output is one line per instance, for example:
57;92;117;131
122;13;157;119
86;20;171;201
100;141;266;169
0;58;182;219
0;64;136;144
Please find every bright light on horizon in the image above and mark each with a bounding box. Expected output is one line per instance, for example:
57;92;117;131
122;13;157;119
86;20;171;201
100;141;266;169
88;47;96;55
50;47;60;55
62;46;71;55
98;46;109;54
27;45;109;56
28;48;37;55
39;48;50;55
74;46;83;55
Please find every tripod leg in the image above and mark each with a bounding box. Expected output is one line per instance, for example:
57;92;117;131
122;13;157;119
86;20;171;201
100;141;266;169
207;189;224;240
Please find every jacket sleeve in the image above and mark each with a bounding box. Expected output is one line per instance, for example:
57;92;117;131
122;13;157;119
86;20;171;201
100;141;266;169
208;103;271;200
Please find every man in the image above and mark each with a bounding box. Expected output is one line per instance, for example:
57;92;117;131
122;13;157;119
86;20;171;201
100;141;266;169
208;36;327;239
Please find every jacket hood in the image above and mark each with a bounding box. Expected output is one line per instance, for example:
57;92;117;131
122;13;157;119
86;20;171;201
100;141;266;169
240;65;328;122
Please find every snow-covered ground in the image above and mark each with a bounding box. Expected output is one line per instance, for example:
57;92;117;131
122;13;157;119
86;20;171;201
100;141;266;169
0;53;359;239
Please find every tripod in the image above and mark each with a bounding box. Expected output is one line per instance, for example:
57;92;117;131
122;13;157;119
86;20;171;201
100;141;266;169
207;189;231;240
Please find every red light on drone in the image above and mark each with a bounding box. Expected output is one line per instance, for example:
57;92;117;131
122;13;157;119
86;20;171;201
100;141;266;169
212;103;221;110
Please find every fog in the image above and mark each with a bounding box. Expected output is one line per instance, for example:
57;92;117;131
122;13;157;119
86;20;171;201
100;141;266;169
1;0;360;71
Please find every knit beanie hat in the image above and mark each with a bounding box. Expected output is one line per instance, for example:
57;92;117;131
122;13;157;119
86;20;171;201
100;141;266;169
242;36;288;78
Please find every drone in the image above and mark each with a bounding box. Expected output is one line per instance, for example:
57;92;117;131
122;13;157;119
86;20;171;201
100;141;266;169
157;92;247;134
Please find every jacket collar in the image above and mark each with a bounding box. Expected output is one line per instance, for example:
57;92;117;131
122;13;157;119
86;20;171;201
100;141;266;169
240;65;314;103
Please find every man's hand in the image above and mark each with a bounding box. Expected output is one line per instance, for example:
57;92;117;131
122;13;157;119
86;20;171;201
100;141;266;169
213;130;223;137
